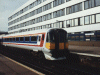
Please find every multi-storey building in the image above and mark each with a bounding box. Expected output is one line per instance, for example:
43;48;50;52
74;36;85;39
8;0;100;41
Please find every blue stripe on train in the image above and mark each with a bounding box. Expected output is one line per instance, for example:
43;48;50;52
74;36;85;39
3;41;37;44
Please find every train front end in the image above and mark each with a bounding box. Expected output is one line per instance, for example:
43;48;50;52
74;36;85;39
45;29;69;60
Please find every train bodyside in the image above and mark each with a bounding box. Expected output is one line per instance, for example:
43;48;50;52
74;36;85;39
0;36;3;45
2;30;46;51
2;28;69;60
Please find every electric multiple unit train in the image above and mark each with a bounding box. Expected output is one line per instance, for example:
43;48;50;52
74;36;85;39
0;28;69;60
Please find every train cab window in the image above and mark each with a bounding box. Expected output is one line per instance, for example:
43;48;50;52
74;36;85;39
31;36;37;41
50;32;55;42
46;33;50;42
59;31;65;42
25;37;29;41
20;37;24;41
16;37;19;41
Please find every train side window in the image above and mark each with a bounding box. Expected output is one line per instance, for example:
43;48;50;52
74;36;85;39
13;38;15;41
25;37;29;41
7;38;9;41
20;37;24;41
42;34;44;40
5;38;7;41
16;37;19;41
9;38;12;41
31;36;37;41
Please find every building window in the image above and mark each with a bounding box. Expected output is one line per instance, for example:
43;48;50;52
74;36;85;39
75;18;78;26
80;17;84;25
91;15;95;23
75;4;78;12
85;16;90;24
95;0;100;6
66;20;70;27
71;19;74;27
85;0;100;10
66;3;82;15
66;0;71;2
96;13;100;23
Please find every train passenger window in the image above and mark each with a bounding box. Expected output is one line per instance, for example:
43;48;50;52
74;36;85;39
20;37;24;41
7;38;9;41
5;38;7;41
25;37;29;41
31;36;37;41
13;38;15;41
9;38;12;41
16;37;19;41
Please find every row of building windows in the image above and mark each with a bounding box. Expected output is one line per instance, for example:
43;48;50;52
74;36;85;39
8;0;100;26
84;0;100;10
43;2;52;11
8;0;100;22
66;3;82;15
8;13;100;32
84;13;100;25
53;0;65;7
8;0;42;21
8;0;71;21
8;13;52;31
53;8;65;18
8;2;52;26
9;1;82;26
66;13;100;27
66;17;83;27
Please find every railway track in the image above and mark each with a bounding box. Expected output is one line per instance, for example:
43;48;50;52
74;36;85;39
0;45;99;75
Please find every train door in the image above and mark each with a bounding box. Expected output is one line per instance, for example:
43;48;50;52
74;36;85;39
37;36;41;45
55;29;67;50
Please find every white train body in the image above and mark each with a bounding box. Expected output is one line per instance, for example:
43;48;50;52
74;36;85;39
1;28;69;60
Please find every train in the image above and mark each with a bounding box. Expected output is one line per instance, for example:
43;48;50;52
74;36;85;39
0;28;69;60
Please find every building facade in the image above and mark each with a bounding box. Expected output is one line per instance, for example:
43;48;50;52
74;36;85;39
8;0;100;41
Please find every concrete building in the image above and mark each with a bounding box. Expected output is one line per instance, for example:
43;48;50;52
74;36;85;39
8;0;100;41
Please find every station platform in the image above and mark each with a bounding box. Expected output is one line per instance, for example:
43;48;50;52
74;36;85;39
0;54;43;75
69;45;100;57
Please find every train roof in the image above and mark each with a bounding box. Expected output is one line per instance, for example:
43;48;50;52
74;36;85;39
3;28;64;38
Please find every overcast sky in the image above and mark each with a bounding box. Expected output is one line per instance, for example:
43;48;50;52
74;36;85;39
0;0;29;32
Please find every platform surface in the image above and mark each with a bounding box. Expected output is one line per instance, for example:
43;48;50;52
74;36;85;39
69;45;100;56
0;54;43;75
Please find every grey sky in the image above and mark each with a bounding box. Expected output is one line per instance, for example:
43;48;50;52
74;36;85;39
0;0;29;32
